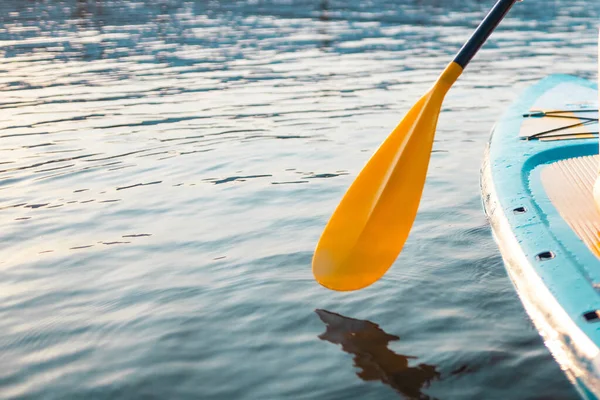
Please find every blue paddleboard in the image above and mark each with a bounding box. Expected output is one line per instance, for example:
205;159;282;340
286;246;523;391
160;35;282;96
482;74;600;399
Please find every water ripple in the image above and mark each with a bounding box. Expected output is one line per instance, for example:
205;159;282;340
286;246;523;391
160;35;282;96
0;0;595;399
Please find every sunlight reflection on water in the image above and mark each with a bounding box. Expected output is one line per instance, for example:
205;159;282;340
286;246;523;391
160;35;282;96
0;0;597;399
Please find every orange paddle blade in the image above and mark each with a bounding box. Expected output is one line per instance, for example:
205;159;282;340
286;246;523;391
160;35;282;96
312;62;463;291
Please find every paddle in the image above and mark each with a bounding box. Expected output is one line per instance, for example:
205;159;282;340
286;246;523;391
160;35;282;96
312;0;521;291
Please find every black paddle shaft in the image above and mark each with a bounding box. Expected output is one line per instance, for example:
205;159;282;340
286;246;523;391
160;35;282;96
453;0;519;69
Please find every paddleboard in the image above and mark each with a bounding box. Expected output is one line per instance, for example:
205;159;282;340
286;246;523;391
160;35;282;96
481;74;600;399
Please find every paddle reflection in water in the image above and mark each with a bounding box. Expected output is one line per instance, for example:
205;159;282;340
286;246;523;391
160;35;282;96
316;309;440;400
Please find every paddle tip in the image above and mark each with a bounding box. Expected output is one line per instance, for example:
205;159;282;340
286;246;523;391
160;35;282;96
312;250;382;292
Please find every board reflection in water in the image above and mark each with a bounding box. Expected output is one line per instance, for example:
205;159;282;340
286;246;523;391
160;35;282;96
316;309;440;400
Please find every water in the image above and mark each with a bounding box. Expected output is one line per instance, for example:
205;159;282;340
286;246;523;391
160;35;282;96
0;0;598;399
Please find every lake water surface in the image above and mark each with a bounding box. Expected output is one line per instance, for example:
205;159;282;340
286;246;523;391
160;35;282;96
1;0;599;399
